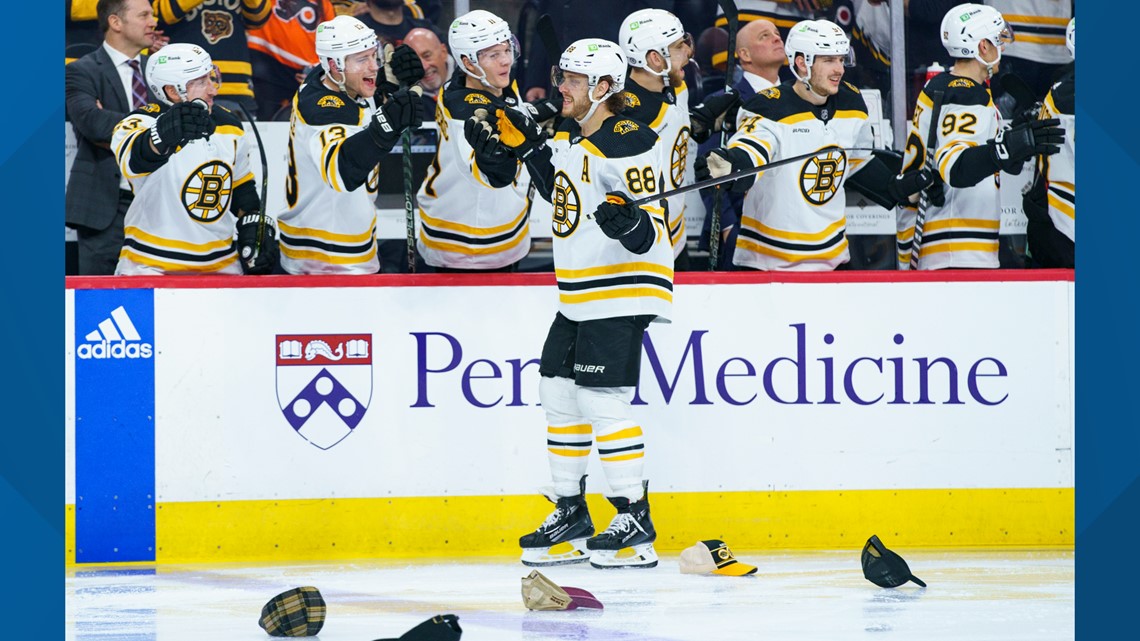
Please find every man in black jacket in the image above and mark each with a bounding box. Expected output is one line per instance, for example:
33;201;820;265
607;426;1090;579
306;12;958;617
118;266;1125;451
65;0;157;274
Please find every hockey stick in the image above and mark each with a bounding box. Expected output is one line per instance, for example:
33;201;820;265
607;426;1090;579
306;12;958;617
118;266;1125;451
628;145;877;208
910;89;944;270
535;14;561;70
708;0;739;270
236;102;270;267
401;85;424;274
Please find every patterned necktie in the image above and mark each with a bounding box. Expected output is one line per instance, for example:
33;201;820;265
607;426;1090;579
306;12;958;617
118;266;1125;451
127;59;147;109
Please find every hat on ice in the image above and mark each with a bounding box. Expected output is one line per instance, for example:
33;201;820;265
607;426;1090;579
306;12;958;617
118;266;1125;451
258;586;326;637
679;540;758;576
372;614;463;641
521;570;604;610
861;535;927;588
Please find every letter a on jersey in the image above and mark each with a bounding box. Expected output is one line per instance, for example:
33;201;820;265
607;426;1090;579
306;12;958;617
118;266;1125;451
275;333;373;449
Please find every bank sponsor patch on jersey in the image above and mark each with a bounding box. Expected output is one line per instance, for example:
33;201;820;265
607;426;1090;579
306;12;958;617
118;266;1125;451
275;333;373;450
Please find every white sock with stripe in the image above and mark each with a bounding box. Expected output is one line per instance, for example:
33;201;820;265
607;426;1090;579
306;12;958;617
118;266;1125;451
577;386;644;502
539;376;592;497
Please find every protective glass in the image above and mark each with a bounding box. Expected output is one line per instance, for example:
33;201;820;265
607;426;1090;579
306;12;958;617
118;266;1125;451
478;36;520;66
551;67;587;91
186;65;222;92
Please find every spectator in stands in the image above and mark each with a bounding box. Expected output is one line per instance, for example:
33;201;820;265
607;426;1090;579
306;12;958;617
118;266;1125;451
356;0;440;47
405;26;449;102
696;18;784;269
153;0;273;117
66;0;158;275
693;26;728;99
248;1;338;120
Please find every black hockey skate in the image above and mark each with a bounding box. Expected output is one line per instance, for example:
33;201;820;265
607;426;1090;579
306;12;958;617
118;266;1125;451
586;481;658;569
519;476;594;567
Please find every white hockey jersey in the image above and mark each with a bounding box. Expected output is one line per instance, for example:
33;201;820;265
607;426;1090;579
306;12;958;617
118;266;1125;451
544;116;673;323
111;103;253;275
1038;71;1074;243
275;68;382;274
898;73;1003;270
415;80;532;270
622;78;694;259
726;81;874;271
985;0;1072;65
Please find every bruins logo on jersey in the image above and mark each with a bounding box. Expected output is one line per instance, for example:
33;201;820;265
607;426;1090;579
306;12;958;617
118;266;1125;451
948;78;976;88
465;94;492;105
614;119;640;134
844;81;860;94
182;160;233;222
760;87;781;100
551;170;582;238
318;95;345;108
670;126;691;189
623;92;641;108
141;103;161;114
799;149;847;206
201;10;234;45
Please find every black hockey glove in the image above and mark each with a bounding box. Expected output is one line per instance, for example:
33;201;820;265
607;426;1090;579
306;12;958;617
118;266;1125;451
495;107;546;160
378;43;425;95
695;147;755;192
236;212;279;275
887;167;945;207
989;118;1064;173
522;94;562;124
594;192;644;239
689;90;742;143
150;100;213;154
369;88;425;151
464;109;511;161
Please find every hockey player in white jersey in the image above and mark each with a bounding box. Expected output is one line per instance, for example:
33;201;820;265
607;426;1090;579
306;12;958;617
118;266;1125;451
1023;17;1074;268
898;3;1064;270
275;15;425;274
618;8;697;269
698;19;935;271
112;43;276;275
466;39;670;569
413;10;536;272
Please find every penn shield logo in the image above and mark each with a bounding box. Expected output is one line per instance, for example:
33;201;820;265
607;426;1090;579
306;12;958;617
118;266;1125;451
276;334;373;450
77;306;153;360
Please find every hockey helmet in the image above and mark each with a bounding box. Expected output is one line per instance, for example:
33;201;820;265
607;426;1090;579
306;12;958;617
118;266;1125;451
145;43;220;105
784;19;853;83
449;10;518;83
619;8;690;74
940;4;1013;62
314;15;378;77
554;39;628;123
1065;17;1074;59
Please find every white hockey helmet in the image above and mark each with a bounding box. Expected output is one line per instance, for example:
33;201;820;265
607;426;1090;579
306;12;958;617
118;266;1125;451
315;15;378;76
1065;17;1074;59
940;4;1013;63
449;9;518;84
555;39;628;123
146;43;220;105
619;8;688;76
784;20;854;84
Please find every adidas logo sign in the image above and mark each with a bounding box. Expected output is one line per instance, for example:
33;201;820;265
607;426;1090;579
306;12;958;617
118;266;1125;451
77;306;153;360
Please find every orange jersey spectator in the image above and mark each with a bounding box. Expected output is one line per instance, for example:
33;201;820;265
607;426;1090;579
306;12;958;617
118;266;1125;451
248;0;337;71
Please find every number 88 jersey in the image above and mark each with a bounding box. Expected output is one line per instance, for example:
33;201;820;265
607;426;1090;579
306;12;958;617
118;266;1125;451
898;72;1003;270
547;115;674;323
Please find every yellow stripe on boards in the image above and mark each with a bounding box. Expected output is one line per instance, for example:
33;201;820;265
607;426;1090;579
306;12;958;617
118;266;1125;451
64;488;1072;565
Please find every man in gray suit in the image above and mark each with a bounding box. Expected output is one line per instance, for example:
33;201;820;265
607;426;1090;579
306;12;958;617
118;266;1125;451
65;0;158;275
